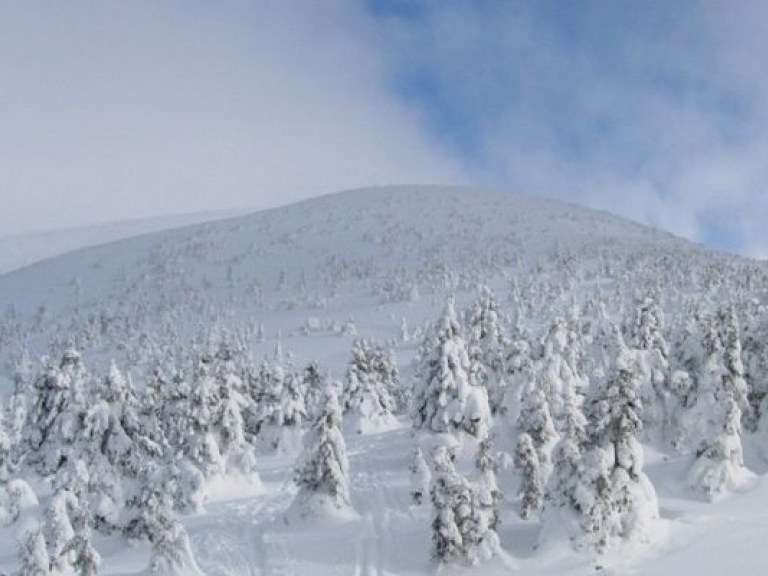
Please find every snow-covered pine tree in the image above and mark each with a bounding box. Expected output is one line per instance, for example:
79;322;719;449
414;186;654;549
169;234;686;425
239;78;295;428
0;400;10;486
18;527;51;576
688;396;746;500
625;293;670;444
9;349;32;453
45;485;79;573
409;446;431;505
429;446;467;563
65;495;101;576
580;326;659;551
540;394;590;548
24;348;90;475
343;338;396;433
518;387;557;469
514;433;543;519
291;388;352;517
429;445;498;565
500;334;535;421
253;350;306;453
534;317;586;434
467;287;509;414
719;310;750;421
302;360;327;420
474;438;501;531
411;298;491;439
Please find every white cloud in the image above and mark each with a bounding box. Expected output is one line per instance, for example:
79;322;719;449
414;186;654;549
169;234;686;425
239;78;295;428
0;0;464;236
373;2;768;256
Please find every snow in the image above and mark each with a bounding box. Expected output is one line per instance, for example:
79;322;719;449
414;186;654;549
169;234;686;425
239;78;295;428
0;185;768;574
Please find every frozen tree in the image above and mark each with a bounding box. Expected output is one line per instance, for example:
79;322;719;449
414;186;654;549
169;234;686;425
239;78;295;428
467;287;509;414
429;446;467;563
343;339;397;433
25;349;90;475
409;446;431;505
688;397;745;500
535;318;586;431
541;397;588;543
46;486;78;573
719;310;750;419
429;445;498;565
474;438;501;531
411;298;491;439
625;293;669;443
18;527;51;576
302;360;328;420
145;521;205;576
578;327;659;551
0;401;10;485
500;337;535;421
518;387;557;468
253;352;306;453
514;433;543;519
292;388;352;517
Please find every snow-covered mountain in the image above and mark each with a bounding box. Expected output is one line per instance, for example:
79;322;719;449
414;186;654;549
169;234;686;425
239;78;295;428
0;208;246;275
1;186;767;576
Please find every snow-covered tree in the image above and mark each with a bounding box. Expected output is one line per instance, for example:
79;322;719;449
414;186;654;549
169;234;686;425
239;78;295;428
253;351;306;453
518;387;557;468
18;527;51;576
25;349;90;475
429;446;468;563
534;317;586;431
429;445;498;565
292;388;352;517
625;293;669;444
688;397;745;500
473;438;501;536
343;339;397;433
579;327;659;551
467;287;509;413
514;433;543;519
409;446;431;505
411;298;491;439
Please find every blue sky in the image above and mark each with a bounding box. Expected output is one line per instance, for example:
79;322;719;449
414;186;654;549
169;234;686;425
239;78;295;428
1;1;767;257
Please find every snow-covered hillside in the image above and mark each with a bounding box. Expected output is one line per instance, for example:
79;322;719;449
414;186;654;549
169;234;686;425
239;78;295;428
1;186;768;575
0;208;245;275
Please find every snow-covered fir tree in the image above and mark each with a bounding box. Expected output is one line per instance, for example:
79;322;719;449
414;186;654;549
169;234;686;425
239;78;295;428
429;446;468;563
579;327;659;551
291;388;352;517
625;293;670;444
24;349;90;475
688;397;746;500
474;438;501;531
466;287;509;414
514;433;543;519
411;298;491;439
252;349;306;453
342;338;397;433
429;445;498;565
19;527;51;576
518;387;557;469
409;446;431;505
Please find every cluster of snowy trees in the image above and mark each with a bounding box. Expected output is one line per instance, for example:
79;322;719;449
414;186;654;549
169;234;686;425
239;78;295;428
407;286;768;566
0;325;408;574
3;265;768;571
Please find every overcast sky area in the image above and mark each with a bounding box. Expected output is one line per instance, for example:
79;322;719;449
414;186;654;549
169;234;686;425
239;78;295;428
1;1;767;257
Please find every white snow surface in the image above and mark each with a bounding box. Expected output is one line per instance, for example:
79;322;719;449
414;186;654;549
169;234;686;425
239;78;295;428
0;208;245;275
0;185;767;575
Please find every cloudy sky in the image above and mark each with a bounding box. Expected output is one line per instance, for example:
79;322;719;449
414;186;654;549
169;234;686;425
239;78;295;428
1;1;767;256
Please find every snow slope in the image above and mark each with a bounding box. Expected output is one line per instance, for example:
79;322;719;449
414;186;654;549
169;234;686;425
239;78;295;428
0;208;245;275
0;185;766;575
